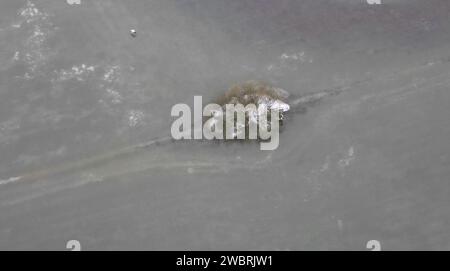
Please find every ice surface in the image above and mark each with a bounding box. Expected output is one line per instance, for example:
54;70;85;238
1;0;450;250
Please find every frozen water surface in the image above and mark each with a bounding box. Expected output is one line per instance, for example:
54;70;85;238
1;0;450;250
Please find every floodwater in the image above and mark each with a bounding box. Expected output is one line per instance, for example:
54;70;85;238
1;0;450;250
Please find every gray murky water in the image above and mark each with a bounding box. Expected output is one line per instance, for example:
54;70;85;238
1;0;450;250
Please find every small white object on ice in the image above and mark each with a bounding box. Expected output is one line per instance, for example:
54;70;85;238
130;29;137;38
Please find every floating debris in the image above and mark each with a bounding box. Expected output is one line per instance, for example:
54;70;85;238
214;81;291;139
